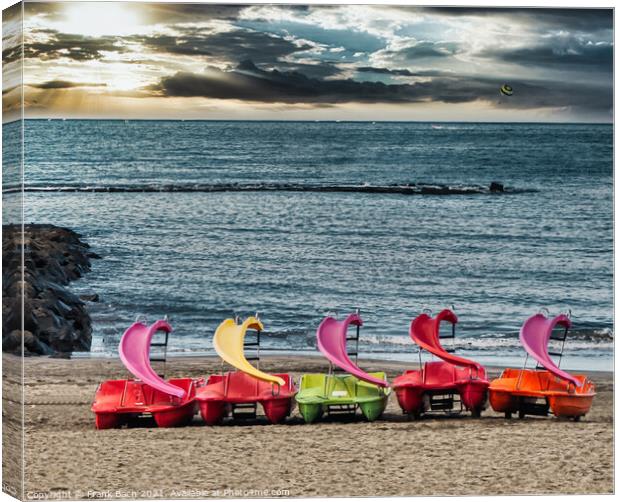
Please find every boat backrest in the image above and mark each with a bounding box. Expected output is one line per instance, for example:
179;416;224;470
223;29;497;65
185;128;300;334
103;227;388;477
424;361;456;385
225;371;260;400
300;373;326;391
353;373;389;396
224;371;292;399
300;373;386;398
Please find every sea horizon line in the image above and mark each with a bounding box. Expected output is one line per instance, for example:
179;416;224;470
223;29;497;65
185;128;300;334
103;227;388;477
2;118;613;126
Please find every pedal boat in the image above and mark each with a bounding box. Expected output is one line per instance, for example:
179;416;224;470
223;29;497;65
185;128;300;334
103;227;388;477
489;312;595;420
392;309;489;418
92;319;198;429
296;313;390;423
195;316;297;425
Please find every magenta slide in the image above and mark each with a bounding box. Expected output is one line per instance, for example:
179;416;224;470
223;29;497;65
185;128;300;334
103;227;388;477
316;313;388;387
118;319;187;399
410;309;483;371
519;313;580;387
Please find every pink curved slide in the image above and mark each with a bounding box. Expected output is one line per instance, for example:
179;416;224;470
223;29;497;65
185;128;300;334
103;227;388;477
520;313;580;387
119;319;186;399
410;309;483;372
317;313;387;387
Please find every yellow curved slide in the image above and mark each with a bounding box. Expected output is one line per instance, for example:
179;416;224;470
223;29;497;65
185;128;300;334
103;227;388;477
214;317;285;386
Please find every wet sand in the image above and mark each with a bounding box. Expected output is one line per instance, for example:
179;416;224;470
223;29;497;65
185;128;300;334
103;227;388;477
3;354;614;499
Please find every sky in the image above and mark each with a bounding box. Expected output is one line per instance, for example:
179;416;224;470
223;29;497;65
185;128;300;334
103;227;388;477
1;2;614;122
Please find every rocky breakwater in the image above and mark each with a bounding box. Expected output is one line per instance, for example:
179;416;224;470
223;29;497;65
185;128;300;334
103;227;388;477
2;224;100;356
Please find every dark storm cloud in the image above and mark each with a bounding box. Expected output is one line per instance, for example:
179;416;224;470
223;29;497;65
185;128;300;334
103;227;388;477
29;80;107;89
267;61;344;79
21;25;311;65
2;3;22;64
3;45;21;64
150;60;611;114
151;60;433;103
383;41;460;62
478;26;613;75
128;27;312;63
23;30;125;61
357;66;454;77
482;39;613;71
418;7;613;32
505;80;611;112
397;41;460;59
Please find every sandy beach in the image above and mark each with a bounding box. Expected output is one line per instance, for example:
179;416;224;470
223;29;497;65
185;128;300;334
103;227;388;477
2;353;613;498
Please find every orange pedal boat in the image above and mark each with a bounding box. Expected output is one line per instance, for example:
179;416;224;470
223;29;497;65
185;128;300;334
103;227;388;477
489;312;595;420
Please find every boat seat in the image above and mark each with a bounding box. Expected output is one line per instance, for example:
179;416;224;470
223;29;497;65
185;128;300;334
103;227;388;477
424;361;456;386
225;371;260;400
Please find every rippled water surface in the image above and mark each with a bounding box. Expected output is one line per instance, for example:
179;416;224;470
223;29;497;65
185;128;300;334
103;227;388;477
15;120;613;369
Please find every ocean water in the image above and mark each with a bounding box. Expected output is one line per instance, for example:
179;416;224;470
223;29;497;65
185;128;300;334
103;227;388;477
10;120;614;369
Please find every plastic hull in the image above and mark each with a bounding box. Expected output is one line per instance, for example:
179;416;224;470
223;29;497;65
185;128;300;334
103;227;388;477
195;371;297;425
393;362;489;417
91;378;197;429
295;373;390;423
488;368;595;419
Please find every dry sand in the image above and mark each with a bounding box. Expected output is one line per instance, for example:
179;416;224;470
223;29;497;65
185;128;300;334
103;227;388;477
2;354;614;499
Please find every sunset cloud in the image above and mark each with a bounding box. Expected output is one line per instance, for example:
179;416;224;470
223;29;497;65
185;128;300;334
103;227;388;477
2;3;613;122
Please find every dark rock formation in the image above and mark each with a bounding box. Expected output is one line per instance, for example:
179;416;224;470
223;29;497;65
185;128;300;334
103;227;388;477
490;181;505;192
12;181;523;196
2;224;100;356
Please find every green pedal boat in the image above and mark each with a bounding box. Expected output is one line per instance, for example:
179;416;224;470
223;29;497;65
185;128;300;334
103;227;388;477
296;312;390;423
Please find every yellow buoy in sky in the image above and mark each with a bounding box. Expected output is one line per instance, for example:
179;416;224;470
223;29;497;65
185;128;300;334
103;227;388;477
500;84;513;96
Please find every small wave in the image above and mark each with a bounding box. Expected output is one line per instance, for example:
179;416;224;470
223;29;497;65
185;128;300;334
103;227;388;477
356;329;613;354
5;182;536;196
568;328;614;342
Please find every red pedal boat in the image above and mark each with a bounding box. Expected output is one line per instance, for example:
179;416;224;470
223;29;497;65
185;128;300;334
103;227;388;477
393;309;489;418
92;319;198;429
195;316;297;425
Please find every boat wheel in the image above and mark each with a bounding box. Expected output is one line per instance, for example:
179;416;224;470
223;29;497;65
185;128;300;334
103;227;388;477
518;410;526;419
504;412;512;419
573;415;581;422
